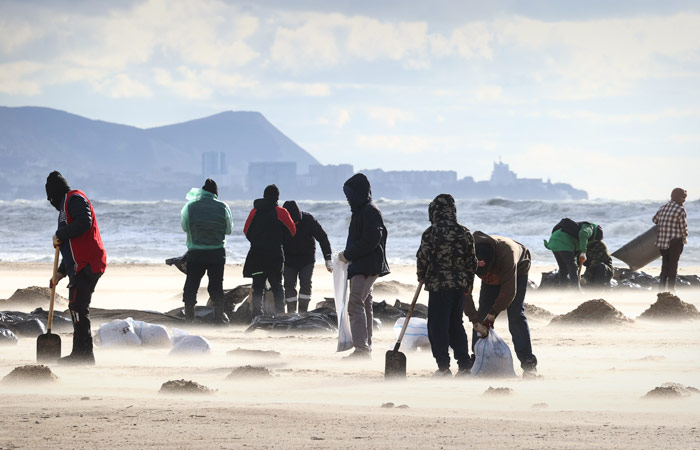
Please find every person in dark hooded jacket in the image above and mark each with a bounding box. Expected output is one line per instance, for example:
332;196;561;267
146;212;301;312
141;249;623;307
416;194;477;377
243;184;296;316
281;200;333;313
338;173;389;358
45;171;107;365
466;231;538;376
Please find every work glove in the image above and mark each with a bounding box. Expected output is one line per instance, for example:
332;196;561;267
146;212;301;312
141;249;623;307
49;272;65;289
52;234;61;248
474;313;496;338
325;259;333;273
578;253;587;265
338;251;349;264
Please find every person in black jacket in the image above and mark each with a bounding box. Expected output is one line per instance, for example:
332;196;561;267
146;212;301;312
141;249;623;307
282;201;333;313
243;185;296;317
338;173;390;358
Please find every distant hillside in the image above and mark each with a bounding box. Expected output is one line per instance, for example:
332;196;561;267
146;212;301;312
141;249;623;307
0;106;319;200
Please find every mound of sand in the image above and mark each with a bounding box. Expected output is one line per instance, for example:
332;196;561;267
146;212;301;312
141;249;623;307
372;280;417;296
226;365;273;378
159;379;215;395
638;293;700;321
2;365;58;383
483;387;513;396
549;299;632;325
524;303;554;320
643;383;700;399
2;286;68;308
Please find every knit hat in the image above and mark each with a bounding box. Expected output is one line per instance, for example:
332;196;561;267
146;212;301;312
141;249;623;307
45;171;70;211
202;178;218;196
263;184;280;202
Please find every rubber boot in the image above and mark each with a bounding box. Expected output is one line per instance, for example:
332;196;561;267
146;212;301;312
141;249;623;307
185;303;195;322
213;303;229;326
286;301;297;313
298;298;310;313
59;310;95;365
274;297;286;315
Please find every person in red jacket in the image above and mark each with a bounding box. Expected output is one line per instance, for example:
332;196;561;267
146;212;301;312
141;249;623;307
45;171;107;365
243;185;296;317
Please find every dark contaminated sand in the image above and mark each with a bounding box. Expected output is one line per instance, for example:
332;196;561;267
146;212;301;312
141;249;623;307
159;379;215;395
524;303;554;320
2;286;68;307
549;299;632;325
226;365;273;378
638;293;700;320
227;348;281;358
484;387;513;396
643;383;700;399
2;365;58;383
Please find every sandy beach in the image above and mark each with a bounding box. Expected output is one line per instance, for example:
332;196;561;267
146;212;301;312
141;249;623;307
1;261;699;449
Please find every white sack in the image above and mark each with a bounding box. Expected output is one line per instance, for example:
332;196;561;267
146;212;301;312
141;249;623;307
170;333;211;355
333;256;353;352
125;318;171;347
471;329;516;378
94;319;142;347
393;317;430;351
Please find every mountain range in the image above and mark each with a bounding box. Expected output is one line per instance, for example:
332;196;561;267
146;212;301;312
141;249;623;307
0;106;319;200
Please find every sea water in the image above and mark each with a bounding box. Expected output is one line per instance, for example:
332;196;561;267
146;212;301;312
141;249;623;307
1;198;698;268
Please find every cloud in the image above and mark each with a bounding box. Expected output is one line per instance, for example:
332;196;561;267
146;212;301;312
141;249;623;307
355;134;456;154
336;109;350;127
154;67;212;99
0;19;43;53
94;74;153;98
0;61;43;95
278;82;330;97
474;85;502;102
368;106;412;127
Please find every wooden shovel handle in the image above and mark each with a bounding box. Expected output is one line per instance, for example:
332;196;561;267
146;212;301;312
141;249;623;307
48;245;60;333
393;281;423;352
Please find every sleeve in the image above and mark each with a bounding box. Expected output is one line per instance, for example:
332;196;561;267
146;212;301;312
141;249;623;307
463;292;478;323
462;230;477;293
577;223;595;254
311;216;332;260
681;209;688;239
55;195;92;241
343;207;382;261
489;245;518;315
57;259;66;276
181;204;189;233
243;209;256;237
224;205;233;235
416;228;432;282
276;207;297;237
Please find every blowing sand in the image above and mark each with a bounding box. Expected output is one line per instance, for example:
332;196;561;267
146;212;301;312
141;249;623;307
1;262;699;449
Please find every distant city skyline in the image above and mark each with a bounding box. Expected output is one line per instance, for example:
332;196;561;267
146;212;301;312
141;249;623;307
1;1;699;200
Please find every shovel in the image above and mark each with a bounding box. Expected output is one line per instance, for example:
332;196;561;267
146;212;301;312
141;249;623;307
384;281;423;379
37;246;62;362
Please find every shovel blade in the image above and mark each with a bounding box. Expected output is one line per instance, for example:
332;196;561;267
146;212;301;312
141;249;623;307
36;332;61;363
384;349;406;379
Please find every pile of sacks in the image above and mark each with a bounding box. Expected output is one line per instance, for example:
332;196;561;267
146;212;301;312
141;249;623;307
94;318;211;355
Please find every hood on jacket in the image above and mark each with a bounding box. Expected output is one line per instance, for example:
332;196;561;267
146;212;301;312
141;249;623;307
185;187;217;203
428;193;457;224
45;170;71;211
473;231;496;277
282;200;301;223
343;173;372;211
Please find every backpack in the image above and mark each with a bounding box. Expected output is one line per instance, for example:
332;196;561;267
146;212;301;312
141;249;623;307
552;218;587;238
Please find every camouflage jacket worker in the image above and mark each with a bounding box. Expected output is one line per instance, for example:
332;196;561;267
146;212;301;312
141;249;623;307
584;240;612;270
416;194;477;292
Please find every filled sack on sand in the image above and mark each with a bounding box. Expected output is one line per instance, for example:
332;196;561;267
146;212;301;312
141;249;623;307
94;319;142;347
0;327;18;345
333;257;353;352
170;329;211;355
471;329;516;378
125;318;171;346
392;317;429;350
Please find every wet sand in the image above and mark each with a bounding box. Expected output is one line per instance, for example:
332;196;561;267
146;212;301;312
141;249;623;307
1;262;699;449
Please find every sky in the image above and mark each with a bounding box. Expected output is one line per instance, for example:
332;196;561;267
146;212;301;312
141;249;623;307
1;0;699;200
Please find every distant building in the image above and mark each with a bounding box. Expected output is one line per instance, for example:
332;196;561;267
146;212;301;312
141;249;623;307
489;161;517;186
202;152;227;178
247;162;297;197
